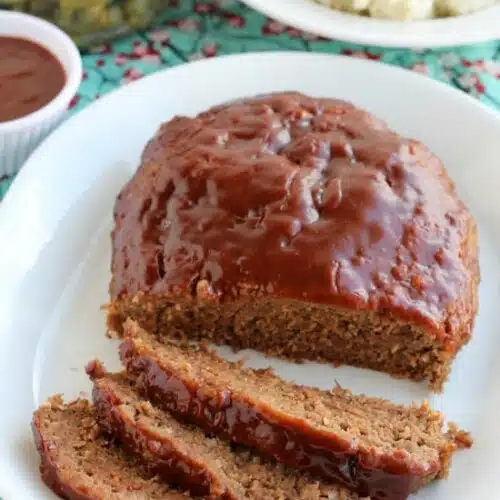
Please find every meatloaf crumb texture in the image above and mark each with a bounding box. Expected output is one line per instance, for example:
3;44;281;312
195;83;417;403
31;396;188;500
108;91;479;390
31;92;477;500
87;361;365;500
117;319;469;500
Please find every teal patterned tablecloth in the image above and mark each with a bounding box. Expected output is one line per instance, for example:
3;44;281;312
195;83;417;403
1;0;500;199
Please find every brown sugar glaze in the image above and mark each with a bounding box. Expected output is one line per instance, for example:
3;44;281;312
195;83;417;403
120;339;434;500
111;92;477;344
0;37;66;122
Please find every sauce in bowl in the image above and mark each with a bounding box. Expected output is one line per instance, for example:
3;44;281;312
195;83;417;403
0;36;66;123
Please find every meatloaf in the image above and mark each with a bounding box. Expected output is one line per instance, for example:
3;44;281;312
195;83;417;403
87;360;365;500
107;91;479;390
32;395;188;499
118;319;471;500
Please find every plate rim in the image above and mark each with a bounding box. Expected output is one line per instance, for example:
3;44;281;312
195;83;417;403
241;0;500;48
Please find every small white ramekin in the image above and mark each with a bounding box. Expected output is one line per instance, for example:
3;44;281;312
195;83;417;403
0;11;83;177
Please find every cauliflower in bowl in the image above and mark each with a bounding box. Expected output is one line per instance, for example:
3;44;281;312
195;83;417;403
315;0;497;19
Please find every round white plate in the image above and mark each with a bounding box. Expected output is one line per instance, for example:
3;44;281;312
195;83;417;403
1;52;500;499
242;0;500;48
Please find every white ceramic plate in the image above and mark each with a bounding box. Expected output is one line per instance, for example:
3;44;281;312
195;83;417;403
1;52;499;499
242;0;500;48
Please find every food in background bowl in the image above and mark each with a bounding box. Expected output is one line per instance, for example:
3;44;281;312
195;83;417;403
314;0;498;19
1;0;166;47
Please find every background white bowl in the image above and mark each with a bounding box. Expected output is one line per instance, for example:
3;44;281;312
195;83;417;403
0;11;82;177
241;0;500;48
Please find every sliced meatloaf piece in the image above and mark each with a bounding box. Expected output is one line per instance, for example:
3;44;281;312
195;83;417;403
119;319;471;500
32;396;187;500
107;92;479;391
87;360;364;500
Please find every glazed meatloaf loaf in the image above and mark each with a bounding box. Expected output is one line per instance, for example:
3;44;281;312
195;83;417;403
32;396;189;499
107;91;479;390
117;319;471;500
87;360;365;500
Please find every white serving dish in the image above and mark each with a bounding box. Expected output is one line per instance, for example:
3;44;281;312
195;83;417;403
0;52;499;499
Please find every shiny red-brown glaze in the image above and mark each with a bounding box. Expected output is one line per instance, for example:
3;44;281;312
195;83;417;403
120;338;436;500
87;362;228;499
111;92;478;343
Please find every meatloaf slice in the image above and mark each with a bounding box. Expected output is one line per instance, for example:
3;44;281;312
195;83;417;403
32;396;187;500
87;360;364;500
119;319;471;500
107;92;479;391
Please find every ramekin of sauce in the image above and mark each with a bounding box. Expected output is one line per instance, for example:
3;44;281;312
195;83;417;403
0;11;82;176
